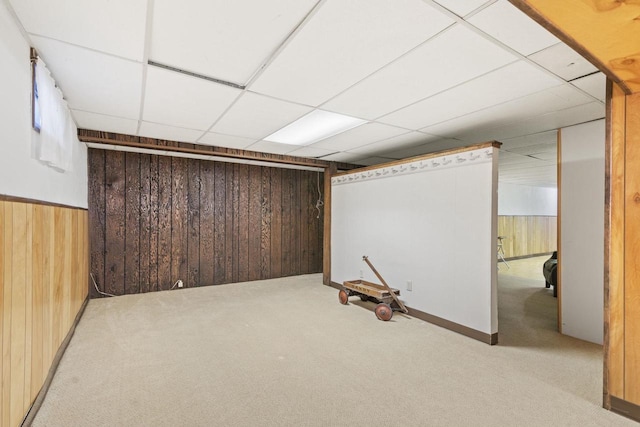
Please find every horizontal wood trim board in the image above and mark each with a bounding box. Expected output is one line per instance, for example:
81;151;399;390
507;0;633;95
0;201;88;427
0;195;88;211
334;141;501;177
611;396;640;423
89;148;324;296
80;135;328;169
21;296;89;426
330;282;497;345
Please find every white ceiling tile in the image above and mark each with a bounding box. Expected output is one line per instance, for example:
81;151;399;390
143;66;242;130
380;138;465;159
287;146;336;158
138;122;204;143
197;132;256;149
467;0;559;56
72;110;139;135
421;84;592;138
505;142;556;156
452;102;605;143
528;43;598;81
310;122;410;151
246;141;297;155
319;152;367;163
499;131;557;150
323;24;517;120
31;36;142;119
354;156;396;166
211;92;312;139
150;0;318;84
349;132;437;155
432;0;492;17
572;72;606;102
249;0;454;106
379;61;561;130
10;0;147;61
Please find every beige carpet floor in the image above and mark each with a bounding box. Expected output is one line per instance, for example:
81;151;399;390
31;258;635;426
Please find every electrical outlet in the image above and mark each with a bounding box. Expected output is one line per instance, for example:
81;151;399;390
359;270;364;278
177;279;184;288
407;280;412;291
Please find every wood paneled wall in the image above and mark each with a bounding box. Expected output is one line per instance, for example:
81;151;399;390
497;216;557;258
0;200;88;427
88;149;324;296
606;83;640;412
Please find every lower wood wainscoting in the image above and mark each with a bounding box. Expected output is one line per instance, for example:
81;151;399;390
498;215;557;259
0;199;88;427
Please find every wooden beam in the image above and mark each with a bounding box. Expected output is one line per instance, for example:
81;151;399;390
323;163;337;286
509;0;640;94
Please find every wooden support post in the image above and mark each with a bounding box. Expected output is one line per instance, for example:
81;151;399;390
323;163;337;286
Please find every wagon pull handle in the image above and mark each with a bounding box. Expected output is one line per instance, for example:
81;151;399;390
362;256;408;314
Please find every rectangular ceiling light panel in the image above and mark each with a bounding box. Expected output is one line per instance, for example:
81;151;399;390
264;110;367;145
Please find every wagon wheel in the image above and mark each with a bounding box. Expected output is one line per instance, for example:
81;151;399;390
338;290;349;305
375;303;393;321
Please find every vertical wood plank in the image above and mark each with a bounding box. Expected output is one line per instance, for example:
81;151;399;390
291;170;301;275
157;156;172;290
199;161;215;286
187;159;201;288
214;162;226;284
281;169;293;276
105;151;126;296
88;149;106;297
270;168;282;278
260;167;271;279
41;206;53;377
139;154;151;294
624;91;640;404
300;171;310;274
0;201;4;425
248;166;262;281
2;202;12;427
149;154;160;292
10;202;27;427
23;205;33;413
125;153;141;294
323;164;336;285
605;81;626;402
238;164;249;282
171;157;188;287
225;163;236;284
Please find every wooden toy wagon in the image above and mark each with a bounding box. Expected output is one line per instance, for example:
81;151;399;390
338;256;408;321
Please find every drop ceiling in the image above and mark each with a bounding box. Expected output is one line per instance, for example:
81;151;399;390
8;0;606;188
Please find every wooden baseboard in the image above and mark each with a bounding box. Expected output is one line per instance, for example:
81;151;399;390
330;281;498;345
21;296;90;426
610;396;640;423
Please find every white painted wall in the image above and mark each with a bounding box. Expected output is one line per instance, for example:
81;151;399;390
0;3;87;208
560;119;605;345
498;182;557;216
332;147;498;336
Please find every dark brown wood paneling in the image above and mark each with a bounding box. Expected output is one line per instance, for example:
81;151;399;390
124;153;140;294
187;159;200;288
157;156;172;291
139;154;151;294
88;150;105;297
213;163;226;284
88;145;324;296
199;161;215;287
104;151;125;296
248;166;262;281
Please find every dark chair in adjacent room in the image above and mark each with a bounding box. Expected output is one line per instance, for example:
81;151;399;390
543;251;558;297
